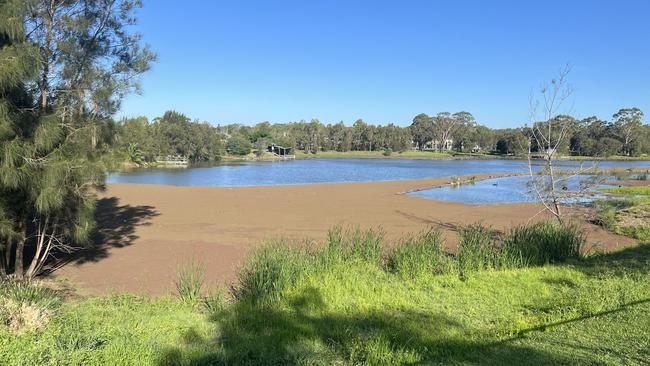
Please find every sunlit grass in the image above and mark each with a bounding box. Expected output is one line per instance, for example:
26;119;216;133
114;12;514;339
601;186;650;196
1;226;649;365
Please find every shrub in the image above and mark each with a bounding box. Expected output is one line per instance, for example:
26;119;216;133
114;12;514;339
234;242;310;304
457;223;499;276
226;136;252;156
175;257;205;305
501;221;585;267
386;229;449;278
383;148;392;156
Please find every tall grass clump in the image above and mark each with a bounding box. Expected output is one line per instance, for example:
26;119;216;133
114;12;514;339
386;229;450;278
175;257;205;305
457;223;499;276
234;242;310;304
0;281;60;333
317;226;384;267
501;221;585;267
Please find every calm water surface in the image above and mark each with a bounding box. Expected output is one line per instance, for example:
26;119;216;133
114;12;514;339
409;175;612;205
107;159;650;187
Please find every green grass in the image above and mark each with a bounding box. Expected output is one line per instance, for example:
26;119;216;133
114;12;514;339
501;222;585;267
567;154;650;161
596;187;650;241
601;186;650;196
1;225;649;365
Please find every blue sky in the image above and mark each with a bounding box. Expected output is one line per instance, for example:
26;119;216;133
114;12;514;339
118;0;650;128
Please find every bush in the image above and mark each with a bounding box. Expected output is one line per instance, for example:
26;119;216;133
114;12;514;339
383;148;392;156
234;243;310;304
457;223;498;276
226;136;252;156
386;229;450;278
501;221;585;267
175;258;205;305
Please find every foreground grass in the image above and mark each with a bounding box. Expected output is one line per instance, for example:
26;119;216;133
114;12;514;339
2;226;650;365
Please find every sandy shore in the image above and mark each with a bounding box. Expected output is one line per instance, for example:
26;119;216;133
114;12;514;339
55;174;635;295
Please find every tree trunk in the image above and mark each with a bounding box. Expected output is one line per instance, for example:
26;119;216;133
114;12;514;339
91;123;97;151
25;216;48;279
39;8;54;112
0;246;6;279
14;218;27;280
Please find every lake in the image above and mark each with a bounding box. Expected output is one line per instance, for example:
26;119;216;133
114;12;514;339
408;174;612;205
107;158;650;187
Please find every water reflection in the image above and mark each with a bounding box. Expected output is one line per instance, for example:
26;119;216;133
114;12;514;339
108;158;650;187
409;174;612;205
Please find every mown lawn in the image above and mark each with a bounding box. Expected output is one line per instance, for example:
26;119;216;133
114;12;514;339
1;231;650;365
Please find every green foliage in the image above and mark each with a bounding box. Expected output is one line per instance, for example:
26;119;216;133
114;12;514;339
501;222;585;267
0;281;59;310
457;223;499;276
175;258;205;305
226;135;252;156
386;229;450;278
595;195;650;242
234;242;310;304
201;287;227;315
382;148;392;156
601;186;650;196
3;232;650;365
0;280;60;333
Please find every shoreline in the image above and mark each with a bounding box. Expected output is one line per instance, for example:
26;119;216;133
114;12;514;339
55;173;637;296
123;154;650;170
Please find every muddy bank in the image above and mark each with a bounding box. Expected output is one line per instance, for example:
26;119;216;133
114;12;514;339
55;175;635;295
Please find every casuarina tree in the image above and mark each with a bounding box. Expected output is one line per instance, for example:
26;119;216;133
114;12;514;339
0;0;154;280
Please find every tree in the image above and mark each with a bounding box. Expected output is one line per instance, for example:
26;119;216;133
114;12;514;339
227;136;252;156
525;65;590;224
410;113;432;150
0;0;152;280
25;0;155;150
612;108;644;156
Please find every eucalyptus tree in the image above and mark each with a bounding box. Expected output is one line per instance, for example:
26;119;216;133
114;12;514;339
410;113;433;150
612;108;644;156
0;0;153;280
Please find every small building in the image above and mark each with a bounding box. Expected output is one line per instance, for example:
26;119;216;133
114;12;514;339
422;139;454;151
268;144;292;156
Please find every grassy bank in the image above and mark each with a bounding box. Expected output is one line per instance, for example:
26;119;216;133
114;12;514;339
566;154;650;161
596;185;650;241
2;224;649;365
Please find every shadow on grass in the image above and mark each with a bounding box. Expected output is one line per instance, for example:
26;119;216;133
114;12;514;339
156;287;596;365
47;197;159;272
576;242;650;277
157;244;650;365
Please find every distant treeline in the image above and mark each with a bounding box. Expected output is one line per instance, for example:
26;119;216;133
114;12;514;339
102;108;649;163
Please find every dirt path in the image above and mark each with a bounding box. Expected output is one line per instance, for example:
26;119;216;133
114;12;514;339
55;174;635;295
